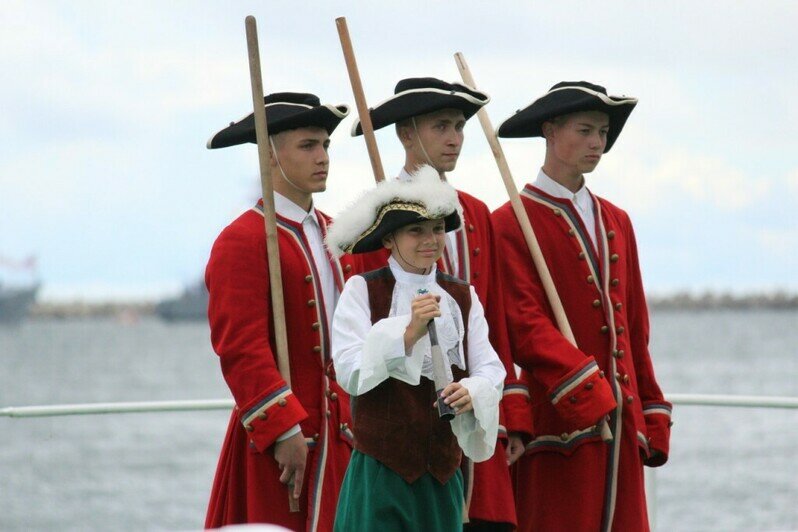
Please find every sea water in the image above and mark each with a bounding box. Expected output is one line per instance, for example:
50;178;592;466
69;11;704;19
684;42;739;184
1;311;796;531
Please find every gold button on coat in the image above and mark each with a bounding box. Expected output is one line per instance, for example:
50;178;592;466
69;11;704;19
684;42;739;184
304;275;312;283
344;264;352;273
587;275;594;284
560;432;569;441
615;302;622;311
600;325;609;334
568;228;575;236
313;345;321;353
312;322;320;330
585;382;594;390
616;326;625;335
610;253;619;263
245;425;254;432
592;299;601;308
626;395;634;404
607;231;616;239
307;299;316;307
278;399;287;407
611;278;620;287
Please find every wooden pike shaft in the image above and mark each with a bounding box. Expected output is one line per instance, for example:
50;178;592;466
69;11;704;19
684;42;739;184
244;15;300;512
335;17;386;183
453;52;575;345
454;52;612;442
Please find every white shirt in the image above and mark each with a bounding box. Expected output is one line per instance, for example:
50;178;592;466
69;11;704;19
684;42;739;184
331;256;505;461
398;168;462;278
273;192;338;442
274;192;338;323
533;169;597;248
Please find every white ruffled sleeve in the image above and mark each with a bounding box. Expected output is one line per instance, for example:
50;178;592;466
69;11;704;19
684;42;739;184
450;286;505;462
450;376;501;462
331;276;425;396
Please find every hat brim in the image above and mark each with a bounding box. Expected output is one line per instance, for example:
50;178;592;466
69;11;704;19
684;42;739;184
497;87;637;152
208;103;349;149
352;88;489;136
349;207;461;254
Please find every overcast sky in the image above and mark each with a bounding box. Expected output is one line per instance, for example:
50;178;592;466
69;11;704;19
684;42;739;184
1;1;796;301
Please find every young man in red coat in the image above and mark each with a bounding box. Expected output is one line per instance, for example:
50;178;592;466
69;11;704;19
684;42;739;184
352;77;530;531
203;93;358;531
492;81;673;532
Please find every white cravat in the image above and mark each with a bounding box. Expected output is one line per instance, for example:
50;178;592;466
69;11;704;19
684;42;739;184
533;169;597;248
398;168;461;278
331;256;505;461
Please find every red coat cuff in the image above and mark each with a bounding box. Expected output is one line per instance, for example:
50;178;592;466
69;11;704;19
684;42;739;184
549;358;616;428
642;401;672;466
239;385;308;453
501;384;534;439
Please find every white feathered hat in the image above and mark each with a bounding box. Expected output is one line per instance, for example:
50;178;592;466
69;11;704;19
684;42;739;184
326;165;461;257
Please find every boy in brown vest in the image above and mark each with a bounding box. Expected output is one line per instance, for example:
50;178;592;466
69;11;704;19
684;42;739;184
326;165;506;531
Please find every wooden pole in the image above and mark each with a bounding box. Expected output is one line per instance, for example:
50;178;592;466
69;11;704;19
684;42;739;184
454;52;612;441
335;17;386;183
244;15;300;512
454;52;575;343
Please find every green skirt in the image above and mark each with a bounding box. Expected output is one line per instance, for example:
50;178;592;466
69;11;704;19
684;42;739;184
334;450;464;532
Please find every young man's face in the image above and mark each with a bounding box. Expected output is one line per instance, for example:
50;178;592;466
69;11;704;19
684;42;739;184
271;126;331;194
544;111;610;176
383;218;446;272
399;108;466;172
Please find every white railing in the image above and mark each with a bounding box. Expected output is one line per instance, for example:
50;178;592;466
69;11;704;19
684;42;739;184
2;393;797;418
0;398;234;418
2;393;796;530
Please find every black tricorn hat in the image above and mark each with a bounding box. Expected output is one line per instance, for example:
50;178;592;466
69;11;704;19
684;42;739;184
207;92;349;149
497;81;637;152
351;77;489;136
350;206;461;254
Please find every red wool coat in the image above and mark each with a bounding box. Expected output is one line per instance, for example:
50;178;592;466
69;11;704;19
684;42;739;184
492;185;672;532
359;189;527;527
204;202;358;532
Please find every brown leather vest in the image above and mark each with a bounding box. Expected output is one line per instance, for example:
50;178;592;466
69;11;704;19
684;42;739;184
352;267;471;484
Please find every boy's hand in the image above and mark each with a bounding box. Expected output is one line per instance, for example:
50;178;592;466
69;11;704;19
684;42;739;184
506;433;525;465
403;293;441;352
441;381;472;415
273;431;307;500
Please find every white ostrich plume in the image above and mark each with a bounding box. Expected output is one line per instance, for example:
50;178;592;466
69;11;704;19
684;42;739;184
325;165;460;257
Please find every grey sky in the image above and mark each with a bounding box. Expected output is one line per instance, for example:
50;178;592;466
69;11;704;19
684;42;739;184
1;1;796;300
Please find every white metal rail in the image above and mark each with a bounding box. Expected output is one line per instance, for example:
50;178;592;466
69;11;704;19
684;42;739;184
3;392;796;531
1;393;797;418
0;398;234;418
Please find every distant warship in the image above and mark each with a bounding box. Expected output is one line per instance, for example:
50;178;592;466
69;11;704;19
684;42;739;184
155;280;208;322
0;282;39;325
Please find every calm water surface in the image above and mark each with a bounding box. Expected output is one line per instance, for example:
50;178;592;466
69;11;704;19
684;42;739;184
1;311;796;531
